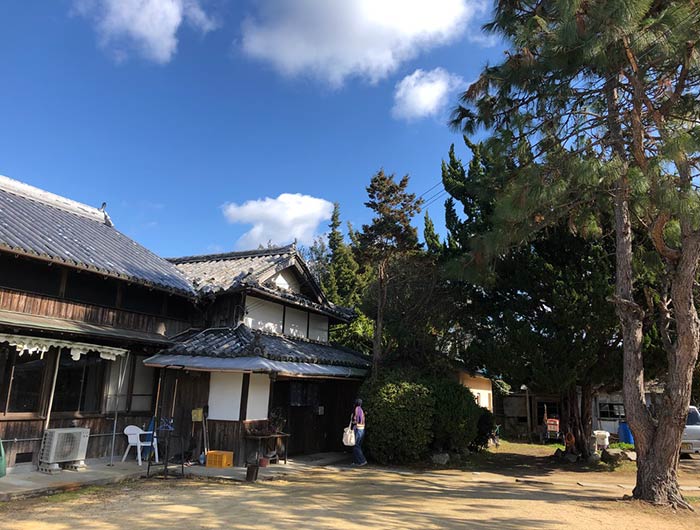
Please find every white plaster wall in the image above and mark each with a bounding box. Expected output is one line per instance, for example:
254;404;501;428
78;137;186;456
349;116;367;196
284;307;308;338
308;313;329;342
247;373;270;420
271;269;301;293
471;389;493;411
208;372;243;421
244;297;284;334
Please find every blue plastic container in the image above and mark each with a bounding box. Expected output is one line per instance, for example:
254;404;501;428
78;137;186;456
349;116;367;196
618;421;635;445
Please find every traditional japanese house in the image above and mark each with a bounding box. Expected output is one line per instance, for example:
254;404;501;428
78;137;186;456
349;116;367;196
0;175;369;471
0;176;199;469
144;246;370;465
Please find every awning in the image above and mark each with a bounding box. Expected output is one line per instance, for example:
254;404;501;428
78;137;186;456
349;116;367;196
144;354;368;379
0;308;173;344
0;332;128;361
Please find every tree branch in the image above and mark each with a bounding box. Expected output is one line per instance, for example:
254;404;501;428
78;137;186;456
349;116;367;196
650;212;682;262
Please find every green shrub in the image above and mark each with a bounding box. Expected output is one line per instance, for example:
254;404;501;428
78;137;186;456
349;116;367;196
426;377;482;454
363;377;435;465
471;408;495;451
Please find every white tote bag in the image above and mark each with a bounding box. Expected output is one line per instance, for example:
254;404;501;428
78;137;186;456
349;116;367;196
342;421;355;446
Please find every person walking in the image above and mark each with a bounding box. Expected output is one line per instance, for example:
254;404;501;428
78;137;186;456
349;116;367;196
351;398;367;466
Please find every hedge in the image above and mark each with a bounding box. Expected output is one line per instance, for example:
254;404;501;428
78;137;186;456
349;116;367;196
364;379;435;465
362;370;490;464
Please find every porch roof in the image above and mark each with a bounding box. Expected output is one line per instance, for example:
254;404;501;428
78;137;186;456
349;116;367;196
143;354;368;378
0;308;172;345
144;324;370;377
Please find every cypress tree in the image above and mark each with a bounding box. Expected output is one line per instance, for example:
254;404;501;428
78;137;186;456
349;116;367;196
423;212;443;254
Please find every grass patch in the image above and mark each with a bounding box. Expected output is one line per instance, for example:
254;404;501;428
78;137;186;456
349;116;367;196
45;485;107;503
608;442;635;450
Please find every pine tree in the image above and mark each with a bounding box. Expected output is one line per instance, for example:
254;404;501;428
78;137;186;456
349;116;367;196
423;212;442;254
357;170;423;375
451;0;700;507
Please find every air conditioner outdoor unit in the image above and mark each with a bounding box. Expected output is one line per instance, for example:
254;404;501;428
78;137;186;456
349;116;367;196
38;427;90;474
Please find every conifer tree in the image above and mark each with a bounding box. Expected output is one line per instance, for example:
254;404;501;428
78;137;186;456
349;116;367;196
358;170;423;375
423;212;443;254
325;203;362;307
452;0;700;506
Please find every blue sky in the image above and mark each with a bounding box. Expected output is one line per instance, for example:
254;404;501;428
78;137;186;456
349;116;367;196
0;1;502;257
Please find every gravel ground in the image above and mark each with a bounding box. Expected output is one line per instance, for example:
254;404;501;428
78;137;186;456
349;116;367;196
2;463;699;530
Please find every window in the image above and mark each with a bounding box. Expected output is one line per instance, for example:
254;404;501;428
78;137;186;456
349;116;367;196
52;351;106;413
599;402;626;421
104;355;155;413
121;284;164;316
0;345;47;414
64;271;118;306
0;254;61;297
687;408;700;426
130;360;155;411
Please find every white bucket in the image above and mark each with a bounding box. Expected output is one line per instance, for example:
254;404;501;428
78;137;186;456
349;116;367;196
593;430;610;450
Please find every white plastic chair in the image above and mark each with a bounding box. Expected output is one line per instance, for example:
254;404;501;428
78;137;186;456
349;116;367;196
121;425;159;466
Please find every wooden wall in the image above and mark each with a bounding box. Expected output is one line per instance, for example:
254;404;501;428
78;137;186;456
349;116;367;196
208;419;268;466
271;378;360;456
0;288;191;338
0;413;152;467
205;293;243;328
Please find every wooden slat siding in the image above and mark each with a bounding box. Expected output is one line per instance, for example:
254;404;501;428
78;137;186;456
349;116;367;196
207;419;268;467
206;293;243;327
157;370;210;460
0;288;190;337
0;413;152;467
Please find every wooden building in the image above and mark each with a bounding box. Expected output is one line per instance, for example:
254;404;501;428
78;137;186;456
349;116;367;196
0;176;368;471
145;247;370;465
0;176;198;469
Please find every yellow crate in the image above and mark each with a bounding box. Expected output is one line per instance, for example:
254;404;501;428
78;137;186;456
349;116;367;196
206;450;234;468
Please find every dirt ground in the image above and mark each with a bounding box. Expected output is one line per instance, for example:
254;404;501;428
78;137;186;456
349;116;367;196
3;442;700;529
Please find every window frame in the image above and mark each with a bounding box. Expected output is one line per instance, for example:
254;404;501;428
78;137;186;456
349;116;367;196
50;350;108;415
598;402;626;421
0;344;52;420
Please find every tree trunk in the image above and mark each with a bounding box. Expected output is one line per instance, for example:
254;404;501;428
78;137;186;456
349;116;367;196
633;232;700;507
371;262;387;378
566;386;591;459
580;383;593;458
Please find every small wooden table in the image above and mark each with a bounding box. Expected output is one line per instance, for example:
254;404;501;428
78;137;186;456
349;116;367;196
244;432;290;465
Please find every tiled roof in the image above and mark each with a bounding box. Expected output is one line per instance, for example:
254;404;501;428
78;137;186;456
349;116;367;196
169;245;355;321
163;324;370;369
0;176;194;296
170;245;297;294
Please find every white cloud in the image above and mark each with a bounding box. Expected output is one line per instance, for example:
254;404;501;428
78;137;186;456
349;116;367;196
222;193;333;249
74;0;217;63
392;68;465;121
241;0;487;86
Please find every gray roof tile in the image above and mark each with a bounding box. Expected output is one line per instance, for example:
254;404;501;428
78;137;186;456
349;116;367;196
164;325;371;369
170;245;296;294
0;176;194;295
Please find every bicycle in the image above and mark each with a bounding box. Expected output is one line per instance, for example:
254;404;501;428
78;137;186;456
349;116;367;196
490;424;501;448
